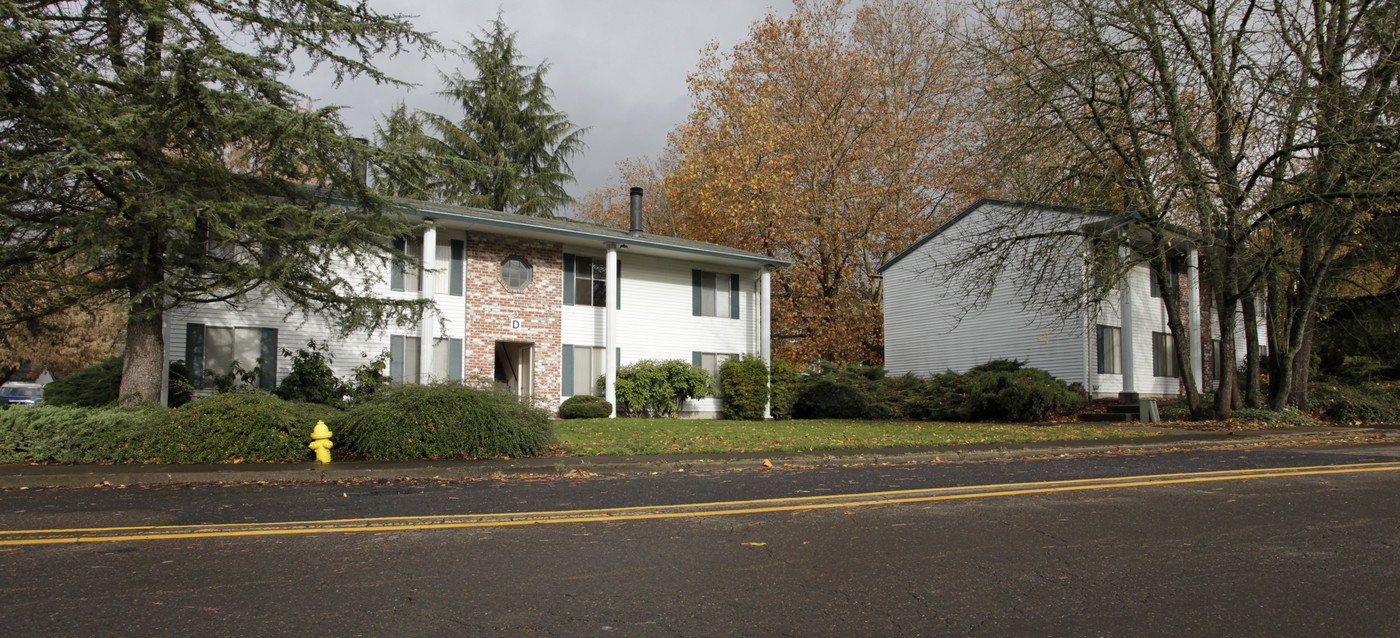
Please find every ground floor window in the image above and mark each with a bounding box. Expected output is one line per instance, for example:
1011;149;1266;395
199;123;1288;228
694;352;735;396
563;345;604;397
432;338;464;382
184;323;277;389
1096;325;1121;375
390;335;421;384
1153;332;1179;378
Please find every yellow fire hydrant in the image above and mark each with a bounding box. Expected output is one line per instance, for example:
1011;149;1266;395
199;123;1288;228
308;420;333;463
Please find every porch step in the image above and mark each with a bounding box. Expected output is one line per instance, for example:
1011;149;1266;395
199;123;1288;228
1081;404;1142;422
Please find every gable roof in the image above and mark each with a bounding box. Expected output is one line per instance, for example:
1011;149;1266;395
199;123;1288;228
877;198;1122;273
396;198;791;269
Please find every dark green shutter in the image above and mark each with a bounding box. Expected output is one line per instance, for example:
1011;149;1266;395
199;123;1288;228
615;262;621;309
692;269;702;316
391;238;405;291
389;335;405;384
185;323;205;387
561;344;574;397
563;254;575;306
259;328;278;389
449;240;464;296
729;274;740;319
448;338;463;381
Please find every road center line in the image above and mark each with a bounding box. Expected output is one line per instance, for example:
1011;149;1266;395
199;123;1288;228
4;462;1397;546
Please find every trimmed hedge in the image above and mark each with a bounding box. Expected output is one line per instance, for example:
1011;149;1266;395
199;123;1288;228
769;359;800;420
43;356;123;407
789;360;1081;422
559;395;612;419
720;354;770;420
0;405;158;463
0;393;336;464
615;359;713;417
333;384;555;461
157;393;337;463
960;367;1083;421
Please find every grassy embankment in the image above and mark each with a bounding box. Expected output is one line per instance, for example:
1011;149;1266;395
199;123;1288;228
554;418;1157;456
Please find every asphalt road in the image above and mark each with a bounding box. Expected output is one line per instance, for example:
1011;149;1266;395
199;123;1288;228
2;443;1399;636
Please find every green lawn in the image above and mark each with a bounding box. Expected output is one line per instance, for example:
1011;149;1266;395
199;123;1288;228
554;418;1158;456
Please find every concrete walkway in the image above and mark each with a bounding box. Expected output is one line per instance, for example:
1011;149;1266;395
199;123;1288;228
2;425;1396;488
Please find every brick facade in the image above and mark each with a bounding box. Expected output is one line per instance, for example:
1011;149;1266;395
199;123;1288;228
463;233;564;407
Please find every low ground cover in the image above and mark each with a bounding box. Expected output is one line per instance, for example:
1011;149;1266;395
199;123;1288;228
554;418;1158;456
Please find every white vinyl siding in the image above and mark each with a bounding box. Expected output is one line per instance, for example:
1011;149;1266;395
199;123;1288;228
882;202;1088;386
562;252;759;417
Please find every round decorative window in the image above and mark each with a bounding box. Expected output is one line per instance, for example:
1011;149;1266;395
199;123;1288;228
500;256;533;290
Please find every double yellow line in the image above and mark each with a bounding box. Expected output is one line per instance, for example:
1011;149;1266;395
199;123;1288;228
4;461;1398;546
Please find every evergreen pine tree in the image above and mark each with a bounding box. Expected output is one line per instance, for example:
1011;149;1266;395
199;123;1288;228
0;1;438;405
376;16;587;217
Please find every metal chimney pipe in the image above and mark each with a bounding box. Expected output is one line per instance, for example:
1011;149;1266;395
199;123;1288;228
628;187;644;236
351;137;369;186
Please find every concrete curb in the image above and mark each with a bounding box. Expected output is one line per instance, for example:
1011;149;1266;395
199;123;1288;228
2;427;1396;489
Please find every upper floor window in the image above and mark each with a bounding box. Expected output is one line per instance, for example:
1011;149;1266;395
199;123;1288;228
1149;258;1180;298
501;256;532;291
394;235;465;296
564;254;617;308
391;237;423;293
693;270;739;318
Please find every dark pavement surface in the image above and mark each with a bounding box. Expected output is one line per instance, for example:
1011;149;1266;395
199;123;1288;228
2;436;1399;636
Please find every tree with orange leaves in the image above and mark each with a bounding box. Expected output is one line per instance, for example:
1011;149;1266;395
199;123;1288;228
584;0;985;365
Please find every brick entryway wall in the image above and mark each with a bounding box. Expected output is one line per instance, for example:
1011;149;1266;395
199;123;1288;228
463;233;563;407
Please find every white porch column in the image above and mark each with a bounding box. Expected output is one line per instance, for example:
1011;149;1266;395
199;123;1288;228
1187;248;1202;392
419;224;436;381
604;243;618;418
761;266;772;419
1119;247;1137;400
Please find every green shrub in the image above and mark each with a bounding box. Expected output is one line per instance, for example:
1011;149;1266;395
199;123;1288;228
873;373;924;420
1231;407;1321;427
962;367;1083;422
154;393;337;463
347;352;392;403
274;340;348;406
167;360;194;408
968;359;1026;374
44;356;123;407
769;359;800;420
793;376;868;419
615;359;714;417
720;354;770;420
1311;382;1400;423
790;362;918;419
906;370;974;421
333;384;555;461
0;404;165;464
559;395;612;419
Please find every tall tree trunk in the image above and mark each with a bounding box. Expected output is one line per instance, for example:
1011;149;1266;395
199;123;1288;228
1242;294;1261;408
1214;290;1238;420
118;258;164;406
1289;313;1316;410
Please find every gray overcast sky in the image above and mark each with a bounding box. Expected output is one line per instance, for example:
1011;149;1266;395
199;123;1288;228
294;1;792;211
